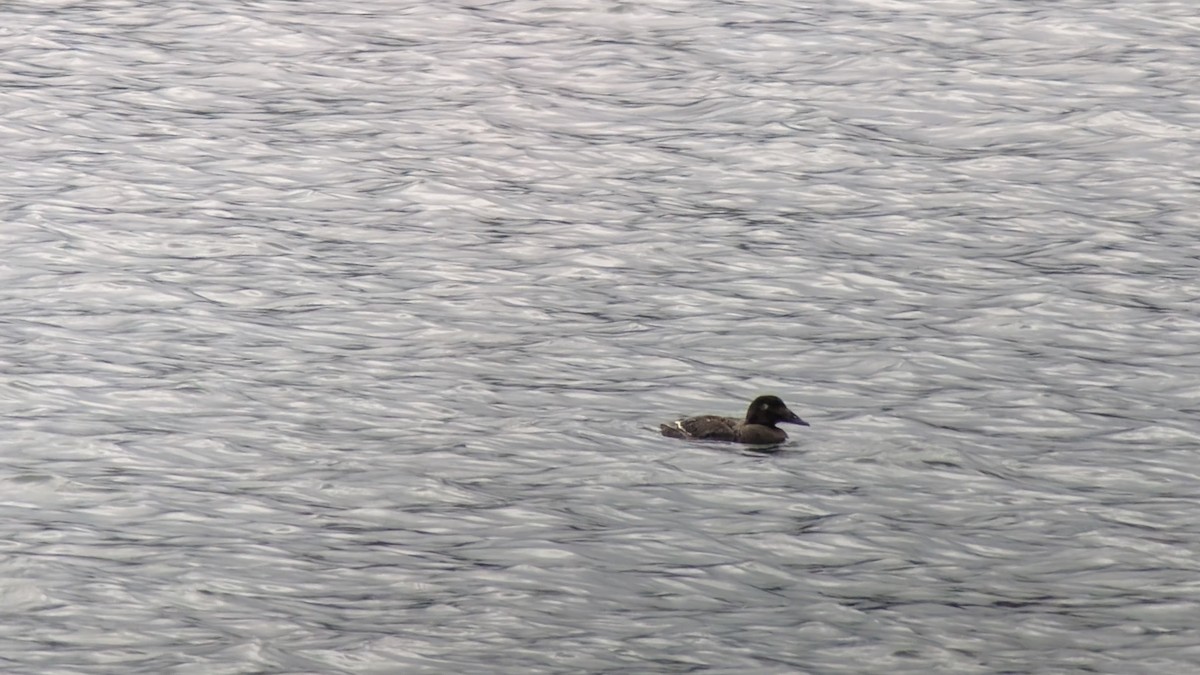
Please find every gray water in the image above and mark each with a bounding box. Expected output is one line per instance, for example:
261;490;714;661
3;0;1199;672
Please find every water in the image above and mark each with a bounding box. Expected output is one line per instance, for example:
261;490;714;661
2;0;1199;672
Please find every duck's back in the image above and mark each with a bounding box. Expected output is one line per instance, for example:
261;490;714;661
660;414;741;442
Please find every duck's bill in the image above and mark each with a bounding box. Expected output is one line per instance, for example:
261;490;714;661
785;412;810;426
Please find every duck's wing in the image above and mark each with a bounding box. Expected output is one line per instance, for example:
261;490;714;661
660;423;687;439
661;415;740;441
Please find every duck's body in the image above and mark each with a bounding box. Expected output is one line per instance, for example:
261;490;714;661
660;395;809;444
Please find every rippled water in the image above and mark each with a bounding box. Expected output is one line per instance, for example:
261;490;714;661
3;0;1200;672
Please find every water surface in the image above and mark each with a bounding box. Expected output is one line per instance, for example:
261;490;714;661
2;0;1199;672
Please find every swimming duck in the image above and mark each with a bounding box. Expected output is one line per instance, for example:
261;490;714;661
660;395;809;444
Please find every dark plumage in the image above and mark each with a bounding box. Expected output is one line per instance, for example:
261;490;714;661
660;395;809;444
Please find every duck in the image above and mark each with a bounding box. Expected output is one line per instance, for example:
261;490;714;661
660;395;809;444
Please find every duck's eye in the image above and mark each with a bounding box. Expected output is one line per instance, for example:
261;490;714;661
761;402;771;410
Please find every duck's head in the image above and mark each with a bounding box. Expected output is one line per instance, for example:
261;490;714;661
745;395;809;428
